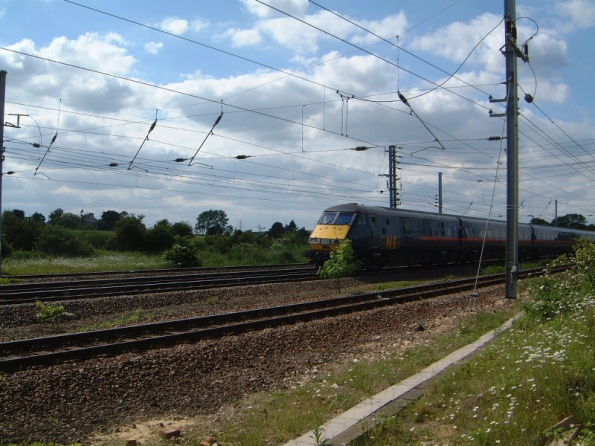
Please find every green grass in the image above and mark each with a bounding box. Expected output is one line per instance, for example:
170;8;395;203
358;246;595;445
170;310;517;446
1;251;170;275
0;242;310;276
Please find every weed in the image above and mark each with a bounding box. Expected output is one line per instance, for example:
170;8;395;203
311;426;328;445
35;301;65;323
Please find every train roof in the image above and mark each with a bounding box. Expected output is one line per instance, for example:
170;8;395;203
323;203;469;222
321;204;595;237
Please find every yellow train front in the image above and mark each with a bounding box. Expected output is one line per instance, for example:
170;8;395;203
308;205;356;267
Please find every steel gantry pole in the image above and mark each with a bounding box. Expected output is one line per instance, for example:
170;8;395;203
0;70;7;275
504;0;521;299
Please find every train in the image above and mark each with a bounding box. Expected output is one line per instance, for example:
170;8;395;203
308;203;595;269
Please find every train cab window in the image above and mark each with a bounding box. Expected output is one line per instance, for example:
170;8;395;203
356;214;368;225
319;212;337;224
335;212;355;225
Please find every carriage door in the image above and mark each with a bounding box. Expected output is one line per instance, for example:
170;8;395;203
370;213;380;249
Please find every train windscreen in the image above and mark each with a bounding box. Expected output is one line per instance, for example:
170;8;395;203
318;212;355;225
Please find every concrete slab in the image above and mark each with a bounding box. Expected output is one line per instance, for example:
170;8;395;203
283;314;520;446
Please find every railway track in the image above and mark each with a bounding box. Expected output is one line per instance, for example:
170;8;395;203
0;265;317;305
0;266;561;372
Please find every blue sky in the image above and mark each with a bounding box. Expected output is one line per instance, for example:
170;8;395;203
0;0;594;230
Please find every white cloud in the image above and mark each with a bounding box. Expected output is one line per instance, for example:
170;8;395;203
160;17;189;35
411;13;502;66
191;18;209;32
225;27;263;47
240;0;308;19
556;0;595;29
144;41;163;54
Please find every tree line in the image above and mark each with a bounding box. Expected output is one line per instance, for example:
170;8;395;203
529;213;595;230
0;208;310;267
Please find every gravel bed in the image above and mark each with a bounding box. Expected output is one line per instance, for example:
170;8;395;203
0;277;514;444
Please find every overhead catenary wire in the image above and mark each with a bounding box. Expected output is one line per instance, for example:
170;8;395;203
2;3;592;222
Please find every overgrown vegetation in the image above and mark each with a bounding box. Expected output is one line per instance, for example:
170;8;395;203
35;301;65;323
360;240;595;445
317;239;361;292
0;208;311;274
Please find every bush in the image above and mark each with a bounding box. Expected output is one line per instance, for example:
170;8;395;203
317;239;361;280
114;215;147;251
36;301;65;322
36;225;95;257
162;243;201;268
523;240;595;320
2;211;44;251
78;230;113;249
146;223;175;252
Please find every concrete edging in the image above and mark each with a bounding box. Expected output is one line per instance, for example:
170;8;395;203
283;313;522;446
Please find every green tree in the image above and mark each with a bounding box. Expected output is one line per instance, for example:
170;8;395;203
30;212;46;224
2;210;44;251
115;215;147;251
48;208;64;225
172;221;194;238
553;213;588;229
284;220;298;232
99;210;123;231
146;220;174;252
58;212;81;229
530;217;549;226
195;210;229;235
11;209;25;219
268;222;285;239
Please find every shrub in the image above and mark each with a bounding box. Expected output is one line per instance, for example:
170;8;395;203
317;239;360;279
114;215;147;251
146;223;175;252
162;243;201;268
35;301;65;322
36;225;95;257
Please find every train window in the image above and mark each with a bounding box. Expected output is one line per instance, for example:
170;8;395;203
386;219;390;225
335;212;355;225
356;214;368;225
319;212;337;224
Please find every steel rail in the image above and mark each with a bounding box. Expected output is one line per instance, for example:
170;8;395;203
0;266;563;372
0;267;317;305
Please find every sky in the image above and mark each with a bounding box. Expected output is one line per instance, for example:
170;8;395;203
0;0;594;231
